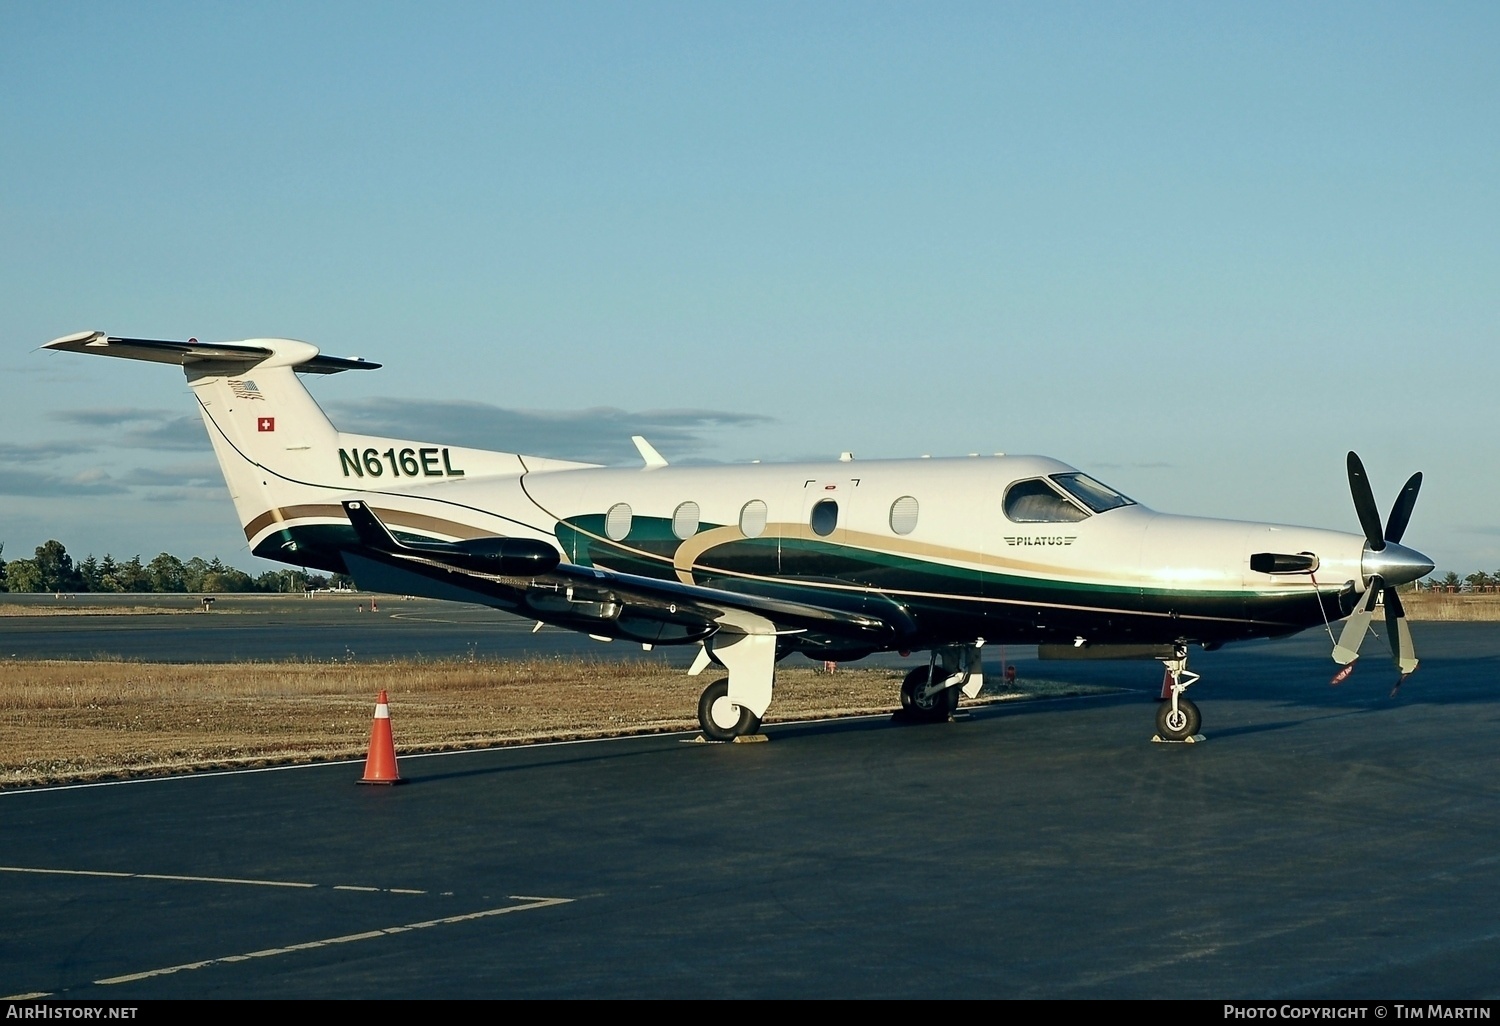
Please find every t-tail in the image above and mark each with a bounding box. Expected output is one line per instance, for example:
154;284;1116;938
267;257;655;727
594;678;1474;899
41;331;591;569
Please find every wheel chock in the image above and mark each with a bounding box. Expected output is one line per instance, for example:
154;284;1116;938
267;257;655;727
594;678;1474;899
1151;733;1207;744
684;733;770;744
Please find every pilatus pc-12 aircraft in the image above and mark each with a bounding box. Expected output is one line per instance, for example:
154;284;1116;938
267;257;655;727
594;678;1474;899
45;331;1434;742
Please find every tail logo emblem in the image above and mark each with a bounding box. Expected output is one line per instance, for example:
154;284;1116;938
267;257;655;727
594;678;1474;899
258;417;275;432
229;379;265;400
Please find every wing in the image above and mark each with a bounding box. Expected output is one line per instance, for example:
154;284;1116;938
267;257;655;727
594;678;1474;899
337;501;912;650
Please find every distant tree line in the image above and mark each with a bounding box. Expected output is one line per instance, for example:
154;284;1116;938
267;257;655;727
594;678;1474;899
1426;571;1500;593
0;539;352;594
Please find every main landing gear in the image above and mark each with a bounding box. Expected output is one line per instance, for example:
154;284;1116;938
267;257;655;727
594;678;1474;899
698;678;762;742
1155;646;1204;742
897;642;987;724
692;624;777;742
900;666;958;722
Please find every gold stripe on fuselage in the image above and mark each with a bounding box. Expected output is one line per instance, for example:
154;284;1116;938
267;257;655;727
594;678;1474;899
243;504;495;544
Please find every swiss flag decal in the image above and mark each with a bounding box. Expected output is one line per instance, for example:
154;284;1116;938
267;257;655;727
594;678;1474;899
257;417;275;432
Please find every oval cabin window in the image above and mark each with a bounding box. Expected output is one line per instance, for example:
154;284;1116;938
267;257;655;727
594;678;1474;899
889;496;919;535
605;502;633;541
810;499;839;537
739;499;768;539
672;501;700;540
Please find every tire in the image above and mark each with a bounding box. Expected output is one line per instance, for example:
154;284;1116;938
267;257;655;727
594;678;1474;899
697;678;762;741
900;666;959;722
1155;696;1201;741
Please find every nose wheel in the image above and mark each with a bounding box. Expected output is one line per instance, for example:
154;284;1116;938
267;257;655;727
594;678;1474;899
1154;647;1205;743
1155;696;1201;741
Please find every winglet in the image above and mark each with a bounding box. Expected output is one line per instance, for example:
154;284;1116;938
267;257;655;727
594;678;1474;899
632;436;668;469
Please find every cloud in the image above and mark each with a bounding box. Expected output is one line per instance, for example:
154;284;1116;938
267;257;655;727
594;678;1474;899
52;407;171;427
50;408;207;450
120;463;222;488
1459;525;1500;536
117;417;210;451
0;469;128;497
328;398;772;465
140;488;230;503
0;441;96;462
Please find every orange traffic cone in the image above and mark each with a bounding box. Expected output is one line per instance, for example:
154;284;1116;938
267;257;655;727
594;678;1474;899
357;690;404;785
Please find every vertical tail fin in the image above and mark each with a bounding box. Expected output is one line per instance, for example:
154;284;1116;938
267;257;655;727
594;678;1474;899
44;333;381;552
43;332;590;567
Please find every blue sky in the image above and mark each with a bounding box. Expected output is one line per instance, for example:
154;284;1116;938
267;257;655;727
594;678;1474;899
2;2;1497;577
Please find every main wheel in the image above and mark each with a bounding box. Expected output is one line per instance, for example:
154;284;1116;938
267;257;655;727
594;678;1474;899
900;666;959;722
1155;696;1201;741
698;678;762;741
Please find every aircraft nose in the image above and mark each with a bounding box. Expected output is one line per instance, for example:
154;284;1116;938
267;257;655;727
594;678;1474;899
1362;542;1435;588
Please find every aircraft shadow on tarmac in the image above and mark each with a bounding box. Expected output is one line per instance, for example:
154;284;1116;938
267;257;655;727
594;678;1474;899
406;694;1119;783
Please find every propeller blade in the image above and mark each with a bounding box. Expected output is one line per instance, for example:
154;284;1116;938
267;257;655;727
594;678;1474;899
1384;472;1423;545
1347;452;1385;551
1383;586;1419;677
1332;577;1382;669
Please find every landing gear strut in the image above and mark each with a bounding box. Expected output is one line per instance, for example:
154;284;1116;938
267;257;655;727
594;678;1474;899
1155;646;1203;742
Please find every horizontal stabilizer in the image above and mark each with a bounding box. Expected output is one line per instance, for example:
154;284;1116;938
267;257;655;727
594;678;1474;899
342;501;560;576
42;331;380;374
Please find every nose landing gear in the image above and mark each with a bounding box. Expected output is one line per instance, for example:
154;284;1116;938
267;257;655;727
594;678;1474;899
1154;646;1205;743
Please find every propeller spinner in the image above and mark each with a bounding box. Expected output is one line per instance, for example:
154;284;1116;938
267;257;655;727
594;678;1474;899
1331;452;1434;693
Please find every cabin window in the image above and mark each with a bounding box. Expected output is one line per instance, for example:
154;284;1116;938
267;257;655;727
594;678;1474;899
672;501;700;540
810;499;839;537
739;499;768;539
605;502;633;541
889;496;919;535
1003;479;1089;523
1049;473;1134;513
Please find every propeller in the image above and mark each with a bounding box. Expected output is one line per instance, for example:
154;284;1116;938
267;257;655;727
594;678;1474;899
1331;452;1432;693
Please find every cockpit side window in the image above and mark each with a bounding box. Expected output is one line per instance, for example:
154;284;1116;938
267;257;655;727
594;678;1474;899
1049;473;1134;514
1003;478;1090;523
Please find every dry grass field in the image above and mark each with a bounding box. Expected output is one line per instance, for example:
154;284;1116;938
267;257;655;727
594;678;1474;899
0;657;1097;789
1399;592;1500;621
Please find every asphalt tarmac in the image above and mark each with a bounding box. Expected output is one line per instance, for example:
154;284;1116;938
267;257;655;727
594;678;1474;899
0;594;687;664
1;619;1497;998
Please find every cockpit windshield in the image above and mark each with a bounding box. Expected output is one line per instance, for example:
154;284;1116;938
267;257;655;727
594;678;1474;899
1049;473;1135;514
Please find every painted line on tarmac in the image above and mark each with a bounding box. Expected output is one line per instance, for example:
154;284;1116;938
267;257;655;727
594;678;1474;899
92;896;574;985
0;865;429;894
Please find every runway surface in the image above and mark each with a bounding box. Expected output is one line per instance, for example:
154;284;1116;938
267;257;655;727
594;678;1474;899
1;622;1498;998
0;594;654;664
